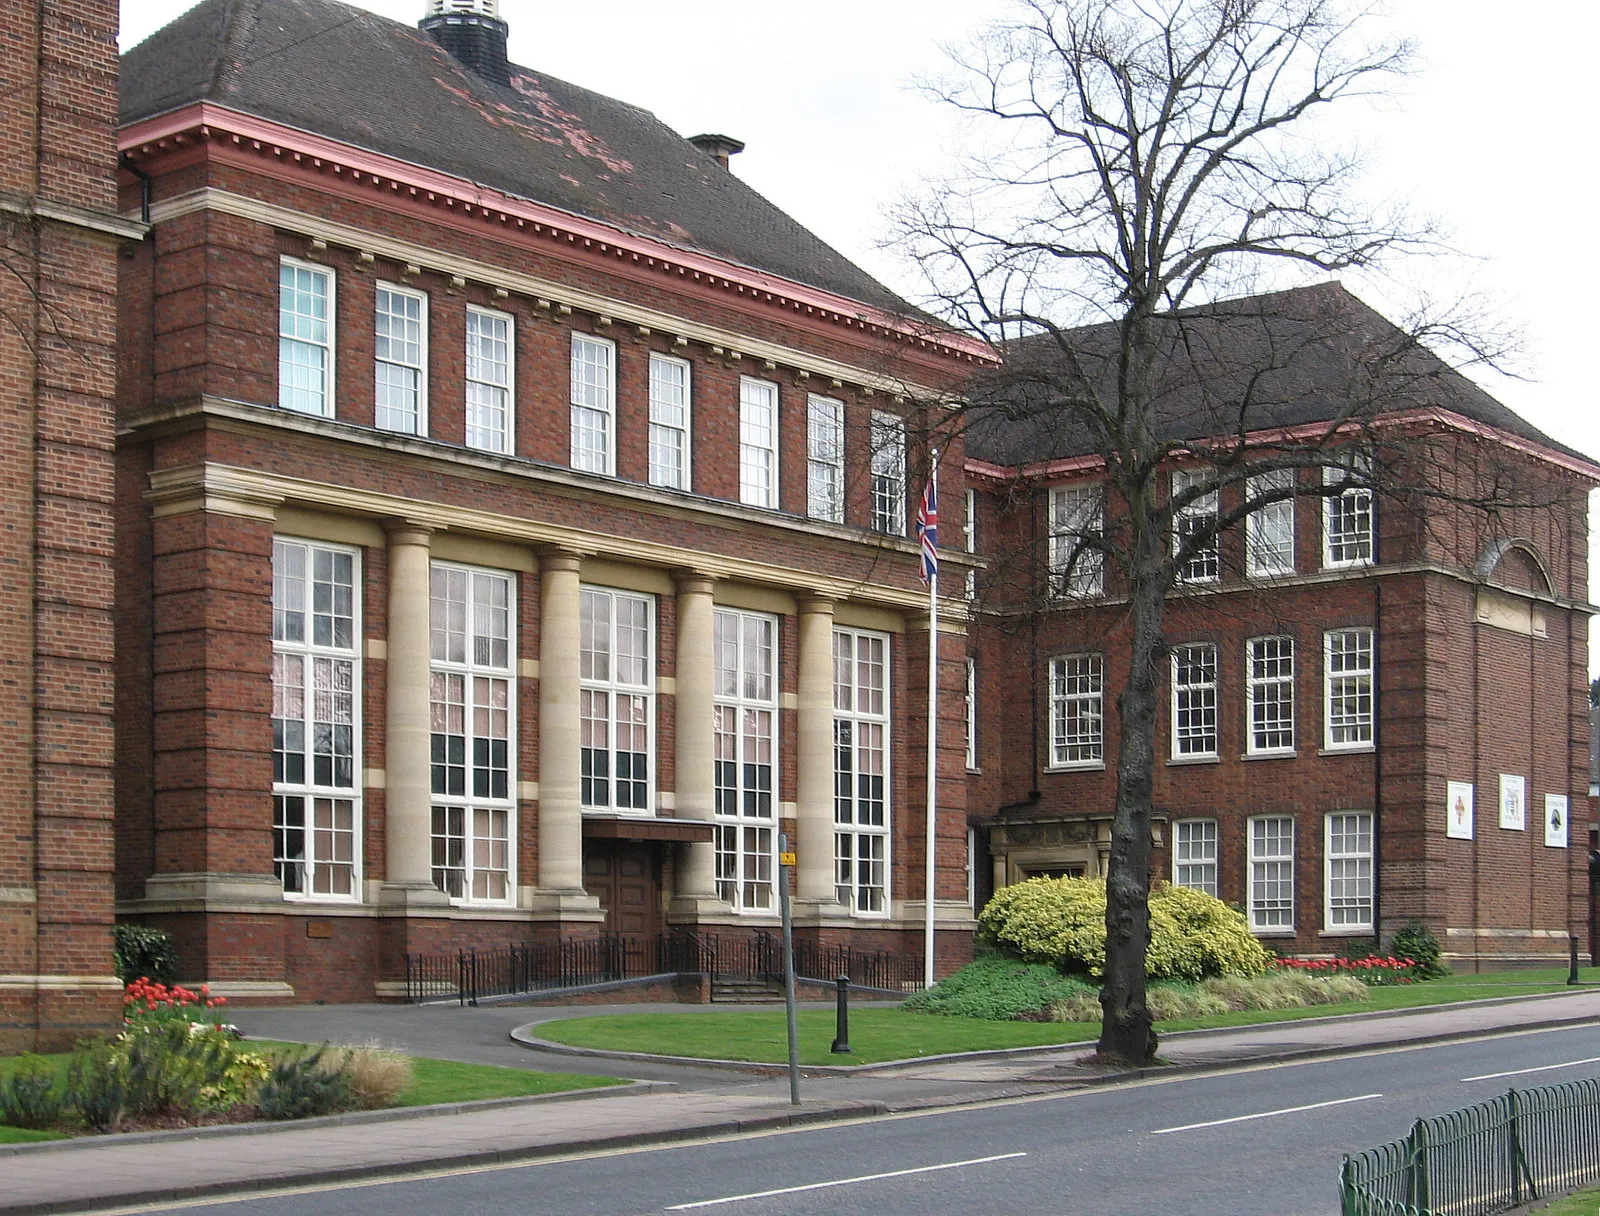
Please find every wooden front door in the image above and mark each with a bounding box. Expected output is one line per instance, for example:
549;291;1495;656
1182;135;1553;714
582;841;662;934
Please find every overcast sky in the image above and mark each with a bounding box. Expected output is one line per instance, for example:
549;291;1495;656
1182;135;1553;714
118;0;1600;663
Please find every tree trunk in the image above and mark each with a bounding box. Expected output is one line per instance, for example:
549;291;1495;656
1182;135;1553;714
1096;543;1166;1066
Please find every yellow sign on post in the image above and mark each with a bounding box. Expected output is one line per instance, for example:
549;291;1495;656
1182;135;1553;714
778;851;797;867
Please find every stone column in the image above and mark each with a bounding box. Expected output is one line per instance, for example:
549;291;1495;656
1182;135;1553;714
380;522;447;909
669;572;725;916
795;596;842;911
532;550;598;913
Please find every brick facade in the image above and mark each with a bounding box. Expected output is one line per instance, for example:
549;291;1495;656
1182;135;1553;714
1;0;128;1049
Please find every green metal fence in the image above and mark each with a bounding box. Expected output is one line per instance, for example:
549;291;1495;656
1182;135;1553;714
1341;1078;1600;1215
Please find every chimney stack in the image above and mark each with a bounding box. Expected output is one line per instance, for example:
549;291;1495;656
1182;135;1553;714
688;133;745;171
421;0;510;86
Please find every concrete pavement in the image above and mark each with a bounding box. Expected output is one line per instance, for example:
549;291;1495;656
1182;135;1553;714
3;988;1599;1216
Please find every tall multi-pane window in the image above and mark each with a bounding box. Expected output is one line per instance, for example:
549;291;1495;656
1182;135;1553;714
870;411;906;535
1246;636;1295;755
834;628;889;915
278;258;333;416
964;488;978;600
648;353;691;490
1324;628;1374;750
429;564;514;904
1049;485;1104;597
465;306;513;454
374;283;426;435
1048;653;1103;767
1246;470;1296;577
272;539;359;899
965;656;978;770
1326;811;1374;930
713;609;777;911
1248;816;1295;931
1171;643;1219;758
1324;455;1375;567
1172;468;1219;583
806;394;844;523
580;588;653;813
739;377;778;508
570;333;615;475
1173;819;1218;896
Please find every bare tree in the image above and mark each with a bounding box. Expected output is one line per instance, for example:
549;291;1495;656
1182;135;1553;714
892;0;1554;1065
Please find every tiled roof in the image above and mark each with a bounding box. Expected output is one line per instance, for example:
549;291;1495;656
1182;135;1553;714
121;0;910;314
964;282;1591;469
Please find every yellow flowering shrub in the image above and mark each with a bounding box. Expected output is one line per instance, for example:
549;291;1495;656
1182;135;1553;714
979;876;1272;980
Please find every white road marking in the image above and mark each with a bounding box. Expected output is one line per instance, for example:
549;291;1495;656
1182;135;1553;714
1461;1055;1600;1082
662;1152;1029;1210
1151;1093;1383;1135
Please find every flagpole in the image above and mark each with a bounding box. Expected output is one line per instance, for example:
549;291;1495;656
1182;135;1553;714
924;449;940;990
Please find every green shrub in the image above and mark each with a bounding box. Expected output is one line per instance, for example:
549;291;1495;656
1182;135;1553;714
902;956;1094;1020
112;925;178;985
121;1022;236;1117
1046;970;1369;1022
1390;920;1449;979
66;1040;126;1131
979;877;1272;980
257;1049;353;1120
0;1054;65;1129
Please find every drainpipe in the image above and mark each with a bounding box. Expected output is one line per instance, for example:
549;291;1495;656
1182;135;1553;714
1372;575;1383;947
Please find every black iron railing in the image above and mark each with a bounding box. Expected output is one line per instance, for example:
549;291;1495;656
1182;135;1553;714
404;929;923;1004
1341;1078;1600;1215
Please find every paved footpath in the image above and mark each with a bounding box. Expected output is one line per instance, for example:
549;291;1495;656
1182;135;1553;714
4;988;1599;1216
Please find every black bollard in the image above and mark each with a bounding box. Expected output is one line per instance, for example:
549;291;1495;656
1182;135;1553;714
1569;934;1581;986
830;974;852;1054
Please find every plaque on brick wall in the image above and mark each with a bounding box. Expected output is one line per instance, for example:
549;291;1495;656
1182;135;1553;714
1544;794;1569;849
1499;774;1526;831
306;921;334;939
1446;781;1474;840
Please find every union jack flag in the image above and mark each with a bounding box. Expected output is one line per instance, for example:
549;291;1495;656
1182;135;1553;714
915;475;938;583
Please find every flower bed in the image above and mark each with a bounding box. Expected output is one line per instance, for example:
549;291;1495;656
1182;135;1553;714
1276;955;1422;986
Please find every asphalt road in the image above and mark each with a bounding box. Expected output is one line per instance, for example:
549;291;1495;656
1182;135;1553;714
117;1023;1600;1216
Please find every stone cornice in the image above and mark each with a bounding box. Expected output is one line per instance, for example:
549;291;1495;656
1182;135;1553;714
142;451;976;619
120;103;995;377
0;189;148;242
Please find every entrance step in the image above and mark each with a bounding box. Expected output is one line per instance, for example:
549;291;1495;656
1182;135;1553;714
710;978;783;1002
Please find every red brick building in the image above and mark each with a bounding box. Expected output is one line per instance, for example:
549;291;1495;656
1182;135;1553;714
0;0;136;1049
106;0;1595;1003
964;288;1599;969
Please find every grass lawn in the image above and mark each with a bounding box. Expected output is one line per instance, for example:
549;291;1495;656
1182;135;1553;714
1528;1184;1600;1214
0;1125;68;1144
536;966;1600;1066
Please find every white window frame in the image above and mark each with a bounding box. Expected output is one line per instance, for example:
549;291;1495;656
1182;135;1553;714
1172;818;1218;896
1048;653;1104;768
739;376;779;509
1323;454;1375;569
965;656;978;770
278;257;335;417
1246;635;1295;756
870;410;907;536
1325;811;1374;932
373;281;427;436
429;562;517;906
1171;643;1219;759
712;608;779;913
271;538;362;901
1172;468;1220;584
1245;470;1296;577
806;394;844;523
1049;485;1104;597
465;305;514;455
570;332;616;476
964;487;978;601
579;586;656;815
1248;815;1295;932
647;352;692;490
834;627;891;917
1324;628;1375;751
